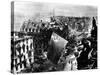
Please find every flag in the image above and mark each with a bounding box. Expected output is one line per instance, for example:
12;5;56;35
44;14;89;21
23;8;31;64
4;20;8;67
47;32;68;64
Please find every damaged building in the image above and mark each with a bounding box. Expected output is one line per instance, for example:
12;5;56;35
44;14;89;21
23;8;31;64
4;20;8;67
11;2;97;74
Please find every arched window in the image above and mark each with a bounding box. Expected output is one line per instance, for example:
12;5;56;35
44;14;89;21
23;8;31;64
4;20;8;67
29;28;31;32
25;28;27;32
32;29;34;32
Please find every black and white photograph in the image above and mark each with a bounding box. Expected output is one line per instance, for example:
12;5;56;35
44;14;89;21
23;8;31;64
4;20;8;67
11;1;97;74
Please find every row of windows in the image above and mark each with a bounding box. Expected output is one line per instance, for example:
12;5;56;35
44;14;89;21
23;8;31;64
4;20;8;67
11;38;34;73
24;28;40;33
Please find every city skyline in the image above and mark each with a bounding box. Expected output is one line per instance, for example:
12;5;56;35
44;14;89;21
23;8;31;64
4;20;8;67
12;2;97;31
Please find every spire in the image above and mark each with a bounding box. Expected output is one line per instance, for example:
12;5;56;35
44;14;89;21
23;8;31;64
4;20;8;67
53;8;55;17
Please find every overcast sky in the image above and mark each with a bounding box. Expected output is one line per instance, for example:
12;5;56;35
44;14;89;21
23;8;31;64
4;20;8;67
13;1;97;31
